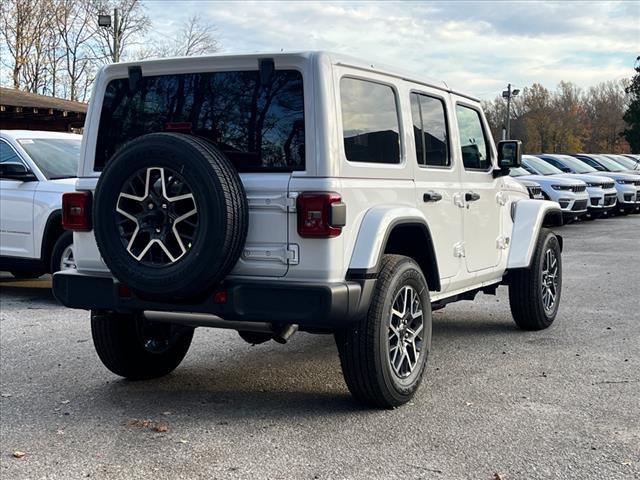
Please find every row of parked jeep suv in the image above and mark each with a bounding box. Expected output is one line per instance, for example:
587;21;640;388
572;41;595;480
510;153;640;221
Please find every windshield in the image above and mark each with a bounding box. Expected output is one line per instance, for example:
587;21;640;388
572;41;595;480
607;155;639;170
509;167;531;177
597;155;629;171
608;156;638;170
553;155;597;173
523;155;563;175
17;138;81;179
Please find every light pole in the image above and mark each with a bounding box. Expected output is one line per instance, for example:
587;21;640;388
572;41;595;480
502;83;520;139
97;8;120;63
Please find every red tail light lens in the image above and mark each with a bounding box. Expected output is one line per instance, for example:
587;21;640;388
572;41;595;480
62;191;92;231
296;192;345;238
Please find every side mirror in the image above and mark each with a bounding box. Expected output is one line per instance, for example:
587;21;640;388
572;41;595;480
497;140;522;169
561;167;572;173
494;140;522;177
0;162;37;181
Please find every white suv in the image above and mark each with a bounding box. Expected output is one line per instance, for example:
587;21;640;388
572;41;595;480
0;130;81;278
53;52;564;408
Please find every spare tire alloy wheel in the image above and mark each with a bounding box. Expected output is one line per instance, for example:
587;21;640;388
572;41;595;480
116;167;198;266
93;133;249;301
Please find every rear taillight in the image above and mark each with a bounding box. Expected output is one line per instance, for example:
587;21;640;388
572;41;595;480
296;192;346;238
62;191;92;231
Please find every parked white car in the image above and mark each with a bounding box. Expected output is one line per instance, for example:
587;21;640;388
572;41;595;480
523;155;618;218
543;154;640;213
53;52;564;408
0;130;80;278
518;157;590;220
511;176;544;200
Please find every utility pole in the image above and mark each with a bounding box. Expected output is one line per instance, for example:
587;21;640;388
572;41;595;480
97;8;121;63
502;83;520;139
113;8;120;63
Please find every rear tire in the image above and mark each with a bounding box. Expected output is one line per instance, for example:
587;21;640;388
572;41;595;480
91;311;194;380
335;255;432;408
50;231;75;273
508;228;562;331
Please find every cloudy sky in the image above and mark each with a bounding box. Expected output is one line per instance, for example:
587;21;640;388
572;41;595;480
145;0;639;99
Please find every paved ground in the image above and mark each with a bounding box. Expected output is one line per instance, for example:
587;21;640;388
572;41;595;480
1;215;639;480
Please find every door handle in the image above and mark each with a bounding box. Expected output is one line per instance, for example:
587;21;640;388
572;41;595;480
465;192;481;202
423;191;443;203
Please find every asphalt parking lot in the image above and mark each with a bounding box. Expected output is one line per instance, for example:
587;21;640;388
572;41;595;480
1;215;639;480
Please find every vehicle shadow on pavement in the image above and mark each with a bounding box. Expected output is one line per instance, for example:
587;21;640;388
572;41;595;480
82;315;522;417
86;333;368;418
0;279;59;307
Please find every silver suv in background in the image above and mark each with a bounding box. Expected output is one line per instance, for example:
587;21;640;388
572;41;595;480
568;154;640;213
522;155;616;218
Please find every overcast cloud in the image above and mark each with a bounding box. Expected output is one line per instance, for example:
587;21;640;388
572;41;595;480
147;1;639;99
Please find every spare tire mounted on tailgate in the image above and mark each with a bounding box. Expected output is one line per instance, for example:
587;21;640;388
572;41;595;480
93;133;248;301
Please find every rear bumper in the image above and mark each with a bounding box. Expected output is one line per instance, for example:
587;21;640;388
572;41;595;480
52;271;373;329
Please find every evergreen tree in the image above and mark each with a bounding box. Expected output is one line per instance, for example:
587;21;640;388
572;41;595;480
622;56;640;153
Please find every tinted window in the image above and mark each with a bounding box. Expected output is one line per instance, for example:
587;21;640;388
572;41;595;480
577;156;605;170
0;141;21;164
540;156;569;171
18;138;80;179
341;78;400;164
410;93;450;167
456;105;490;170
96;70;305;172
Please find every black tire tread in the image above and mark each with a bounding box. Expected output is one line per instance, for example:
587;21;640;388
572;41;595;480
93;133;248;300
91;311;193;380
50;231;73;274
336;255;430;408
508;228;561;331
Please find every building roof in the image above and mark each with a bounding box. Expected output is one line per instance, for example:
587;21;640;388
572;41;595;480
0;87;87;113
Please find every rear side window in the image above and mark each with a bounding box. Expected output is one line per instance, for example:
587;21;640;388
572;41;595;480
340;78;400;164
95;70;305;172
456;104;490;170
410;93;450;167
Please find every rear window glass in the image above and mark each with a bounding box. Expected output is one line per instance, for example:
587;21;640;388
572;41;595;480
95;70;305;172
410;93;450;167
340;78;400;164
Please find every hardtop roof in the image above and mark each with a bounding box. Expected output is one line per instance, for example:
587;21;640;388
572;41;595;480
100;51;479;102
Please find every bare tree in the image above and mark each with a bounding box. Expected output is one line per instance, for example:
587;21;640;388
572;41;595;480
0;0;51;89
140;14;221;59
54;0;95;101
91;0;150;63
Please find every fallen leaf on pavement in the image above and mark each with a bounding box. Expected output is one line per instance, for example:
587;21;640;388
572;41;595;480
60;400;70;404
153;423;169;433
13;451;26;459
493;473;506;480
1;393;12;398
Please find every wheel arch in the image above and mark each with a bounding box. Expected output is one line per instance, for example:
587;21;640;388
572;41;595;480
40;209;64;272
507;199;562;270
347;206;441;292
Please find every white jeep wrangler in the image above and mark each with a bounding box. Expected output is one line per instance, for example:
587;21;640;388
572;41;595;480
54;52;563;408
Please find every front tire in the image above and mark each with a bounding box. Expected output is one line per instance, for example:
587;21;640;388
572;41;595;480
508;228;562;330
91;311;194;380
335;255;432;408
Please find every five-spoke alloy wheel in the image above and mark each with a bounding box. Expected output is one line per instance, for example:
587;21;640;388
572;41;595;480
116;167;198;266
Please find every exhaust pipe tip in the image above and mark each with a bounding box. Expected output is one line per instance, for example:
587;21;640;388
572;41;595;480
272;324;298;344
